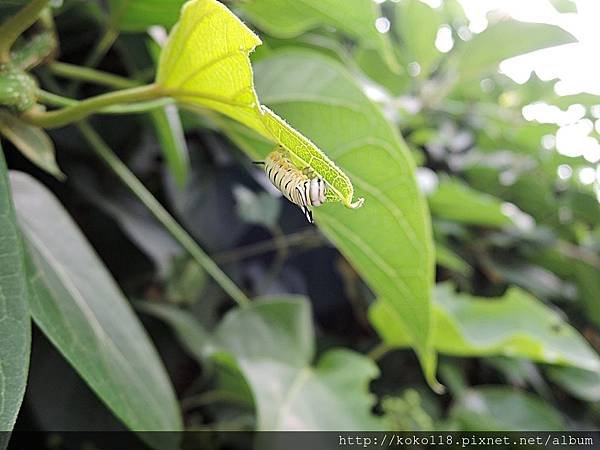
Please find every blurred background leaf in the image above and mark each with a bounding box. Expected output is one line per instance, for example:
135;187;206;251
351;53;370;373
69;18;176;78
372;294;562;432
239;0;401;73
428;177;513;227
108;0;187;31
450;387;565;431
141;298;383;430
452;21;576;83
371;282;600;372
394;0;442;79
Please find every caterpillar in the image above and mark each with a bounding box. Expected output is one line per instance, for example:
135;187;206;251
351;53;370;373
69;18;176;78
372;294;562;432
257;147;326;223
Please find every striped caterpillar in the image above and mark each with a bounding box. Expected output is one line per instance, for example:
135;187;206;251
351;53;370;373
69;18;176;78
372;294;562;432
256;147;326;223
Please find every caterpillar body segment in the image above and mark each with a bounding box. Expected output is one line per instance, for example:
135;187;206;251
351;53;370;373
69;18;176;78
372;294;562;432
262;148;327;223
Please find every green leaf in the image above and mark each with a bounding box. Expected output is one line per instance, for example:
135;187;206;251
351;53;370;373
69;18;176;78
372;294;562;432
137;301;214;362
0;110;64;179
428;177;512;227
137;302;254;407
261;107;363;208
382;389;434;431
142;298;383;430
354;47;409;96
239;0;400;73
492;261;572;302
9;172;182;448
370;283;600;373
108;0;187;31
217;299;383;430
454;20;576;81
394;0;442;78
573;259;600;327
435;242;472;276
164;256;207;306
451;387;565;431
548;0;577;13
546;366;600;402
221;50;439;390
156;0;363;208
156;0;269;138
0;148;30;433
533;249;600;328
146;39;189;188
149;105;189;188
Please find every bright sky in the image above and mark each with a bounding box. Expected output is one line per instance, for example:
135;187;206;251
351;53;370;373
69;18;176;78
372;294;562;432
415;0;600;197
457;0;600;96
372;0;600;195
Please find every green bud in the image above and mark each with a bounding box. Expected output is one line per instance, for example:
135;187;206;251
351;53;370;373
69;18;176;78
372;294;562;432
0;63;37;112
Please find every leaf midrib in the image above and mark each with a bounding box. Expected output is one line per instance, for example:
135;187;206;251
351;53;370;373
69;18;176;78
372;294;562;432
22;224;171;429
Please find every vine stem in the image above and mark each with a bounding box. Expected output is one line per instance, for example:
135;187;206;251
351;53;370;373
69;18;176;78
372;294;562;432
77;121;250;309
213;228;321;264
367;342;393;361
21;83;164;128
0;0;49;63
36;88;174;113
49;61;139;89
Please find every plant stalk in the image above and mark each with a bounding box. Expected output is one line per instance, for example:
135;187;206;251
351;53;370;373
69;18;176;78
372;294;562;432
36;88;174;113
22;83;164;128
49;61;139;89
0;0;50;63
367;342;393;361
77;121;250;308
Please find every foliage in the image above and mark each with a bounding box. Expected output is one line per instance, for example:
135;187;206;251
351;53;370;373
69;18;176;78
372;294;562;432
141;298;383;430
0;0;599;445
0;146;30;434
11;172;181;448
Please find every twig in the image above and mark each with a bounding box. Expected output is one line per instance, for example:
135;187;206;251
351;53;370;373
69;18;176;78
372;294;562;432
78;121;250;308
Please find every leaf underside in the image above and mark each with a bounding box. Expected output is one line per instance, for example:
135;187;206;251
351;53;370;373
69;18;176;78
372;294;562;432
156;0;362;208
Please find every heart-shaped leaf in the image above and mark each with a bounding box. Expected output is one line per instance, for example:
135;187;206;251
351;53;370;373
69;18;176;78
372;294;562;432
141;298;383;430
156;0;362;208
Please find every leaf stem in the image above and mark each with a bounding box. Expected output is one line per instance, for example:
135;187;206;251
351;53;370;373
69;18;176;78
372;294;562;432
36;88;174;113
77;121;250;309
49;61;139;89
367;342;393;361
0;0;49;63
85;27;119;68
212;229;322;264
21;83;164;128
